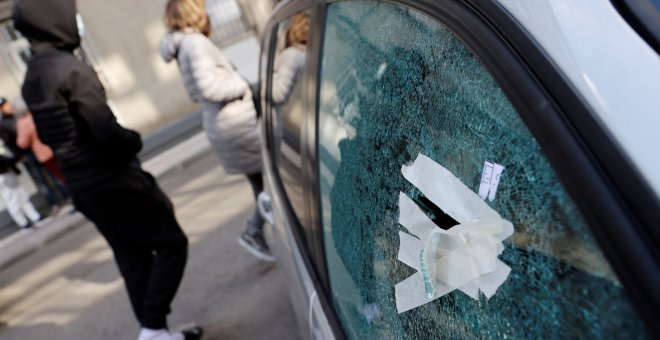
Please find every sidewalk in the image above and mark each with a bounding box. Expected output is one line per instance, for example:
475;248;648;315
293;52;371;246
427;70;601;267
0;132;298;340
0;132;210;270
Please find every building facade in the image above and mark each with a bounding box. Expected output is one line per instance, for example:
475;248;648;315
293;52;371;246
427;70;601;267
0;0;274;135
0;0;273;229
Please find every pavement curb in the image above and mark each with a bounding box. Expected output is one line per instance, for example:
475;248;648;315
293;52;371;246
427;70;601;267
0;131;210;270
0;210;87;270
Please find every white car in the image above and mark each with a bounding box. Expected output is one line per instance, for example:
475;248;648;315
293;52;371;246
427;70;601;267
254;0;660;338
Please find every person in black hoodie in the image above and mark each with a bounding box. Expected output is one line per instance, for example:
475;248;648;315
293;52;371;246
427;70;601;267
13;1;202;339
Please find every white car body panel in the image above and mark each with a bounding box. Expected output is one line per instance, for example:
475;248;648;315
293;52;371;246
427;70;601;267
498;0;660;198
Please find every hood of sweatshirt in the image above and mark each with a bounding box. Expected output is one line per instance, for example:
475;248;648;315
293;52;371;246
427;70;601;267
13;0;80;52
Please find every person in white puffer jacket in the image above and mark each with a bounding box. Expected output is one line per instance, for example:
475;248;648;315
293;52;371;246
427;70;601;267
160;0;274;263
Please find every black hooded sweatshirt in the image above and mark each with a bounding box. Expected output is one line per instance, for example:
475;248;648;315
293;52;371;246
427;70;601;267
14;0;142;192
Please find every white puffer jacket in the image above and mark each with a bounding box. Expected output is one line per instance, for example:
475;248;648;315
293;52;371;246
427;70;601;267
161;30;261;175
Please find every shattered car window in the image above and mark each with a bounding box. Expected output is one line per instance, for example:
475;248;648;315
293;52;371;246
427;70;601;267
317;1;648;338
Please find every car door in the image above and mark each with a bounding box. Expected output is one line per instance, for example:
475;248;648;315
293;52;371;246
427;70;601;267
314;0;658;338
258;2;340;339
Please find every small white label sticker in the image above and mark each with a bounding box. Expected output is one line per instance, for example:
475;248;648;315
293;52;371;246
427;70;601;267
479;161;504;202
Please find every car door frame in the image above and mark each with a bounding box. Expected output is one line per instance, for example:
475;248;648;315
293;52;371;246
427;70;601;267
304;0;659;336
259;0;346;338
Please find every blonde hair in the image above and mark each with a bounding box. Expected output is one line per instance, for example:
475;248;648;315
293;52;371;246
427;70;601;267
165;0;211;37
286;12;310;47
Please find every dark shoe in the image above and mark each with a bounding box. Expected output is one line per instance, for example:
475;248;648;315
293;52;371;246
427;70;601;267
238;229;275;262
181;326;204;340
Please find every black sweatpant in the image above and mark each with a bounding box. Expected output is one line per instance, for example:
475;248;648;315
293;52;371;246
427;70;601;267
72;166;188;329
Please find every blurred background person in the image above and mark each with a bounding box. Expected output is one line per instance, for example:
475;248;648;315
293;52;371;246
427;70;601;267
0;97;41;231
14;97;70;216
0;96;30;170
14;0;201;339
161;0;273;261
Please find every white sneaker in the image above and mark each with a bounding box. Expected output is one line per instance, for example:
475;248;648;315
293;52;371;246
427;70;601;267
137;328;179;340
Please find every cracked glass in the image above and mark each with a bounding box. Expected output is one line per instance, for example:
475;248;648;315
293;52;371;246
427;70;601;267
317;1;648;338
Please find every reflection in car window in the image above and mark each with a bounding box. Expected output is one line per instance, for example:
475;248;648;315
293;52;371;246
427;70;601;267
317;1;648;338
269;12;310;224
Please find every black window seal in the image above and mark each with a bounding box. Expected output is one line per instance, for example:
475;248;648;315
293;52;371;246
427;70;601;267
611;0;660;55
315;0;660;336
304;0;332;291
301;1;348;338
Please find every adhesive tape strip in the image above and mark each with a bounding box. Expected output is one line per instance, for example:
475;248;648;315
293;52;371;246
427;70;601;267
395;153;514;313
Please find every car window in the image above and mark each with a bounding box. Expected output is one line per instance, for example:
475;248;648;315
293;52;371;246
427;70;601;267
317;1;648;338
267;11;311;225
